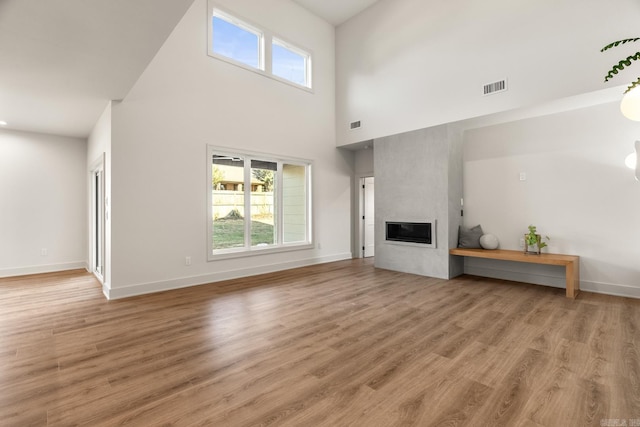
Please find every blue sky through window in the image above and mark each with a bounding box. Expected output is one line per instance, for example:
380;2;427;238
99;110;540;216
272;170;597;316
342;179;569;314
212;16;260;69
210;9;311;89
272;43;307;87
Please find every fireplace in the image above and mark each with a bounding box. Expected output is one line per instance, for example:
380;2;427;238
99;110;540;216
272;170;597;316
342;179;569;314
385;221;436;248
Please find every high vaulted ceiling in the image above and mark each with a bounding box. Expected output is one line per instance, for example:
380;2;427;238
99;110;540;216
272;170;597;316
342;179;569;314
0;0;377;139
291;0;380;26
0;0;195;138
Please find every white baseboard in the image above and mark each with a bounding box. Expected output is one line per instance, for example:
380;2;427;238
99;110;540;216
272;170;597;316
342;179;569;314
580;280;640;299
104;252;353;300
0;261;87;278
464;265;640;299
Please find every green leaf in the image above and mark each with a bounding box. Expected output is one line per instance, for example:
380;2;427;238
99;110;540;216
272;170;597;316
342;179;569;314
624;77;640;94
601;38;640;52
604;52;640;82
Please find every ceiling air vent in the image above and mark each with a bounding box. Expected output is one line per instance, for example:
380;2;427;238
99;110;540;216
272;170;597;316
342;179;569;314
483;79;508;96
350;120;361;130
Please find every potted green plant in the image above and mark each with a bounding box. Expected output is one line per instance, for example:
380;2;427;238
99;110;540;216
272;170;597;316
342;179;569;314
524;225;549;255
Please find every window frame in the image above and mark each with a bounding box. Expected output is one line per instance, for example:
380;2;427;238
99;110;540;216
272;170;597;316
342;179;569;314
207;145;313;261
271;37;312;88
207;2;313;92
209;9;264;71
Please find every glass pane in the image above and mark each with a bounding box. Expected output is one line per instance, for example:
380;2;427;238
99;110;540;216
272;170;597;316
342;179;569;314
282;164;307;243
212;15;261;69
272;41;308;87
250;160;276;247
212;155;245;250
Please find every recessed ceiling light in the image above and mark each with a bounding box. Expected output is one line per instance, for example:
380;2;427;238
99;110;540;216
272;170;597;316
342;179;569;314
0;121;7;126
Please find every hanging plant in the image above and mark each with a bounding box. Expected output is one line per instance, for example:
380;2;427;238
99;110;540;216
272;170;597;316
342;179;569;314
601;37;640;93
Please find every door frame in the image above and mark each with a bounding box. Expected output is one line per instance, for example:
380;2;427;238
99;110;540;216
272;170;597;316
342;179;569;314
356;174;375;258
89;154;106;284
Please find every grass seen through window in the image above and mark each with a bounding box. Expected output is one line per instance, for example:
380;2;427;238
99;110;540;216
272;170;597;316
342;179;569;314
213;210;274;249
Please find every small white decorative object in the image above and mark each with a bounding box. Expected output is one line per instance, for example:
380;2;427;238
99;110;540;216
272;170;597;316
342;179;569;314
479;234;499;250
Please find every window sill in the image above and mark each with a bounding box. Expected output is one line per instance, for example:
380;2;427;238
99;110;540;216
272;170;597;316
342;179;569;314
208;242;314;261
207;51;314;94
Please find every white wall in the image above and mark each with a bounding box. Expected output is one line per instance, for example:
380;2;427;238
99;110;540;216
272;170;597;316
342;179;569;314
0;129;86;276
336;0;640;146
87;103;112;290
463;101;640;297
107;0;350;297
87;102;112;167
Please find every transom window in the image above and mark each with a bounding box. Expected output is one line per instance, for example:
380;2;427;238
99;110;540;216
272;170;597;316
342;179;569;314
207;147;312;259
211;10;263;70
272;38;311;88
208;2;313;90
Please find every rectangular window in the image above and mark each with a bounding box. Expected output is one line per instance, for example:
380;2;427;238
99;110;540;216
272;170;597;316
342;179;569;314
211;10;263;70
250;159;277;247
208;147;312;258
282;163;307;243
212;155;245;250
272;38;311;88
207;3;313;91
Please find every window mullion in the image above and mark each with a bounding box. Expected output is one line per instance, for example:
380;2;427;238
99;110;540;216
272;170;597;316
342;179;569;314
264;32;272;74
207;148;213;256
307;164;312;244
276;161;284;244
244;157;252;248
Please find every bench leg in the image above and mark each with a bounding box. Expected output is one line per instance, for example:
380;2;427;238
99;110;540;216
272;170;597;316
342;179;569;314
565;260;580;299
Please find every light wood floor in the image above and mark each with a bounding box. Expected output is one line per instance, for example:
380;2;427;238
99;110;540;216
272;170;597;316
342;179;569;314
1;259;639;426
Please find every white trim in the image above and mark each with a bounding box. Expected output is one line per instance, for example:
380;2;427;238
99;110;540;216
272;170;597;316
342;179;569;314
102;283;111;299
463;265;640;300
207;1;314;93
89;153;106;285
354;173;373;259
208;243;315;261
103;253;352;300
272;36;312;89
276;161;284;244
207;145;313;261
358;177;365;259
210;8;264;71
0;261;87;278
581;280;640;299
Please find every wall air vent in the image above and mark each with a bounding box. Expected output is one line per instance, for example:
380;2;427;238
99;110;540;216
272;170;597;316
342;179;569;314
350;120;362;130
483;79;508;96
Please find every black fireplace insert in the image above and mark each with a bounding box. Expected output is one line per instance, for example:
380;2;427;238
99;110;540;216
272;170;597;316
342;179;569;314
385;221;432;244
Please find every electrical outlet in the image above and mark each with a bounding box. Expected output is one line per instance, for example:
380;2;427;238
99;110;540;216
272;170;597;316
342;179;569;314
41;248;47;256
518;238;525;248
317;242;322;249
185;256;191;266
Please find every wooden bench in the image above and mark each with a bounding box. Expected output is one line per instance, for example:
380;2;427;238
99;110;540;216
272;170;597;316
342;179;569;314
449;248;580;298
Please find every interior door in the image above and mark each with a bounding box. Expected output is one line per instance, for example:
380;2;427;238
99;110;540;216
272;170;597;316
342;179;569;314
94;169;104;277
363;177;375;257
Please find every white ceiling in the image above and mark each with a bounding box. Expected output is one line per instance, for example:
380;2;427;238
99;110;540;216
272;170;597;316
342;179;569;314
0;0;195;138
0;0;376;139
291;0;380;26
